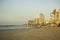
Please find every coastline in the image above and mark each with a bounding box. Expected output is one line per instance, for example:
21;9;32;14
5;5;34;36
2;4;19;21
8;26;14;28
0;27;60;40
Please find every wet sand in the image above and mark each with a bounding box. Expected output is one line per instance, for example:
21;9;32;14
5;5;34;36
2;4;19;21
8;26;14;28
0;27;60;40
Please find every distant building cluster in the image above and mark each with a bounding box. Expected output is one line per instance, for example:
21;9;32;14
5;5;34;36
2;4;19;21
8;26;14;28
27;9;60;27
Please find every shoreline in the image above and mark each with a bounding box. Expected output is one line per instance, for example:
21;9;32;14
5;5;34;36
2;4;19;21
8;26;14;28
0;27;60;40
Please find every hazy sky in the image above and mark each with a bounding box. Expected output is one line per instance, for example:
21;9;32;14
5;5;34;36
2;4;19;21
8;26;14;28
0;0;60;25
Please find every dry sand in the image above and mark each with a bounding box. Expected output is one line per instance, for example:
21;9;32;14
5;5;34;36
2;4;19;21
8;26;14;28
0;27;60;40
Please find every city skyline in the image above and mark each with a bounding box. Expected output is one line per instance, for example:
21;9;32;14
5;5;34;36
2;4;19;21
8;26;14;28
27;9;60;27
0;0;60;25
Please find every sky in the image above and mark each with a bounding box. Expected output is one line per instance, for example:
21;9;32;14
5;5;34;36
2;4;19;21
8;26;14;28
0;0;60;25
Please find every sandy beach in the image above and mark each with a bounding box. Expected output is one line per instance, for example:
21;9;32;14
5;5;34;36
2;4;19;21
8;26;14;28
0;27;60;40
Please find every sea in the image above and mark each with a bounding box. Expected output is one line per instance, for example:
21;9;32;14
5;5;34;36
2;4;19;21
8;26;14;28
0;26;33;30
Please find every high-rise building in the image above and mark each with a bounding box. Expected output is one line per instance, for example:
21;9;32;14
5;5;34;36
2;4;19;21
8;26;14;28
50;13;55;23
55;10;60;25
39;13;45;25
59;9;60;21
50;9;56;24
28;20;34;26
34;18;39;24
50;9;60;25
33;18;40;27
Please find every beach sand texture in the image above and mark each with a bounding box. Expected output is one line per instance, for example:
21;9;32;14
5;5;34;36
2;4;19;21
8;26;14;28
0;27;60;40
